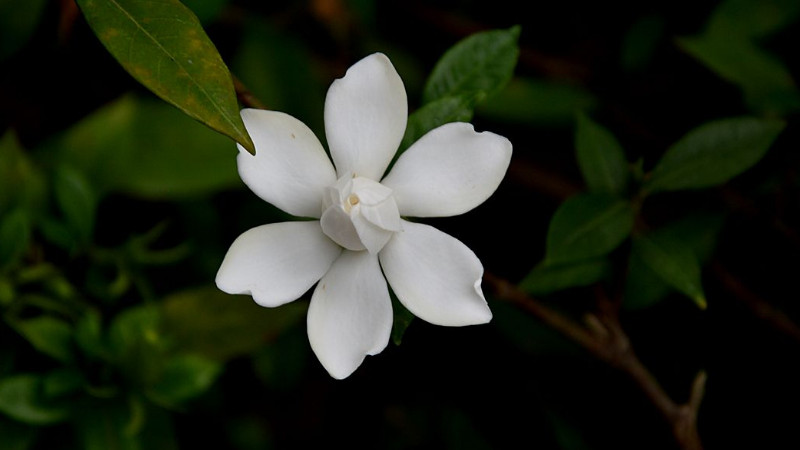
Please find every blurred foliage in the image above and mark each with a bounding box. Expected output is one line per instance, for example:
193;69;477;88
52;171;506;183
0;0;798;448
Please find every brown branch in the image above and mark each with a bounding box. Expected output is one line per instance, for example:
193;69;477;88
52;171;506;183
710;261;800;343
233;75;267;110
484;273;705;450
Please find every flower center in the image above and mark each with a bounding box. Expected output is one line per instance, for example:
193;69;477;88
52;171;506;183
320;176;402;254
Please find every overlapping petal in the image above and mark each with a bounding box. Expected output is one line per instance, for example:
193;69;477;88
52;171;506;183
216;222;341;307
237;109;337;218
325;53;408;180
381;122;512;217
307;251;393;379
380;220;492;326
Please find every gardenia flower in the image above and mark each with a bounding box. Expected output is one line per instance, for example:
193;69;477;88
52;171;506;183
216;53;512;379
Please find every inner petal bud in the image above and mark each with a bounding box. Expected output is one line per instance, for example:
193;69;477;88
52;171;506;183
320;176;401;254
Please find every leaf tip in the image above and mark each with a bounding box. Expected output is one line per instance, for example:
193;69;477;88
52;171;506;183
693;294;708;310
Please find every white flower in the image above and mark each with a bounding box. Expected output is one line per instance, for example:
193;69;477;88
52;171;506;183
216;53;512;379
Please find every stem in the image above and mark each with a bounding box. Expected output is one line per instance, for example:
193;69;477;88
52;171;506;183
484;273;705;450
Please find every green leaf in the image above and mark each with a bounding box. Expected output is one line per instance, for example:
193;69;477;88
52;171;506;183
161;286;306;361
75;0;253;153
621;15;665;72
575;113;629;195
678;35;800;114
705;0;800;39
645;117;785;193
108;306;164;384
0;0;47;61
0;416;36;450
399;95;474;154
0;132;46;216
477;77;596;126
148;354;221;406
54;166;96;244
74;398;178;450
423;26;520;104
0;209;31;268
625;213;725;309
49;96;240;198
13;317;74;364
633;232;707;308
75;311;107;360
545;193;635;265
42;368;84;399
0;375;69;425
519;259;612;296
390;291;415;346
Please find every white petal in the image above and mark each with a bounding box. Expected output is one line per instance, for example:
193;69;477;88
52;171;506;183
381;122;512;217
320;205;366;251
307;251;392;379
351;211;394;254
216;221;341;307
379;220;492;326
237;109;336;218
325;53;408;180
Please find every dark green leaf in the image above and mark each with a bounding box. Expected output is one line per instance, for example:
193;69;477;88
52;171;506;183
161;286;306;360
42;368;84;399
621;15;665;72
108;306;164;385
251;328;307;389
399;95;474;154
545;193;634;265
625;213;725;309
0;132;46;216
633;232;707;308
0;209;31;268
423;26;520;104
74;398;178;450
0;416;36;450
678;35;799;114
75;0;253;152
519;259;612;296
575;113;628;195
390;291;415;346
51;96;240;199
75;311;106;360
705;0;800;39
180;0;229;23
0;375;69;425
13;317;74;364
477;77;596;126
148;354;221;405
646;117;784;193
0;0;47;61
54;166;96;244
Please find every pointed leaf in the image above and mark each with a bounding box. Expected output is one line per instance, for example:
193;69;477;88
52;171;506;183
13;317;74;364
75;0;253;152
545;193;634;265
0;375;69;425
423;26;520;104
398;95;474;154
646;117;784;193
633;232;707;308
575;113;628;195
520;259;612;296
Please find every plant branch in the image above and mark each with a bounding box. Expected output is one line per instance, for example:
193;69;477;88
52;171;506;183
484;272;705;450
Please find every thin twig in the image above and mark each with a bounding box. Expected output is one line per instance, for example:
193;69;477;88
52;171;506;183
484;272;705;450
233;75;267;110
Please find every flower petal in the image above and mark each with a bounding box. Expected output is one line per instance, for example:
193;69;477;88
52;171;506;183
381;122;512;217
216;221;341;307
237;109;336;218
320;205;366;252
379;220;492;326
307;251;392;379
325;53;408;180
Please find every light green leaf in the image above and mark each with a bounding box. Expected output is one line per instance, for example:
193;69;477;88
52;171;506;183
575;113;628;195
54;166;96;244
399;95;474;154
0;375;69;425
633;232;707;308
423;26;520;104
0;0;47;61
148;354;221;406
519;259;612;296
75;0;253;153
645;117;785;193
50;96;240;199
161;286;306;361
625;213;725;309
0;209;31;268
477;77;596;126
545;193;635;265
13;317;74;364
